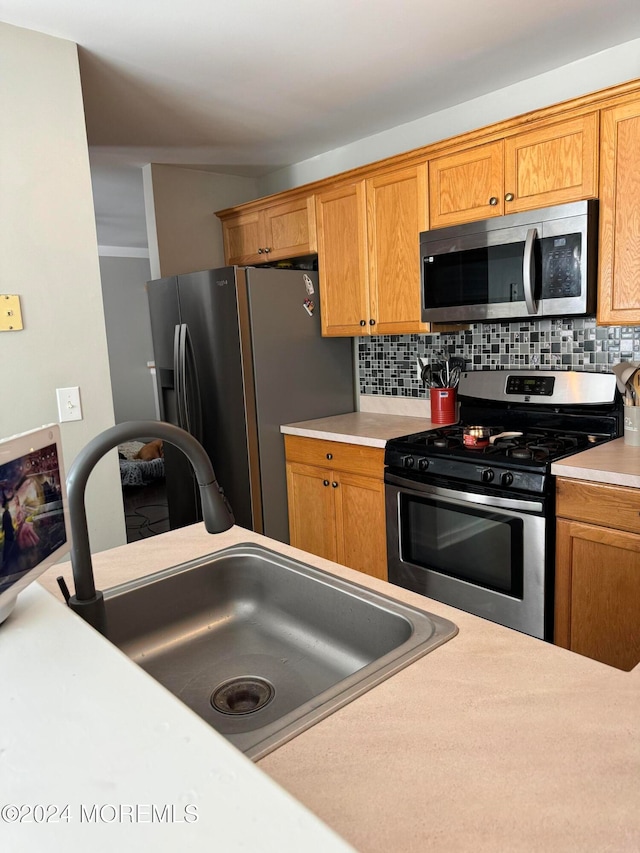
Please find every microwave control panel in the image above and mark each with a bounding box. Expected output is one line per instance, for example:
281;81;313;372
541;233;581;298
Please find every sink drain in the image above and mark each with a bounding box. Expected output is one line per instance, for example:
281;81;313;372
210;676;275;716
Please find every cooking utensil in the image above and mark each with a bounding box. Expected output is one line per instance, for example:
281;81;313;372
489;431;524;445
463;426;492;447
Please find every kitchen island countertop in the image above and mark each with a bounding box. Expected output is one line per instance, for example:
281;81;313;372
22;523;640;853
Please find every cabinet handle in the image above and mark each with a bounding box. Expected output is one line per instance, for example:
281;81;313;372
326;453;333;460
258;248;263;254
369;319;376;326
323;479;330;487
360;320;366;326
489;197;498;206
331;481;338;488
264;247;271;254
505;193;514;202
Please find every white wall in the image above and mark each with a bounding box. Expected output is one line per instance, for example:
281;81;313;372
99;255;157;424
258;38;640;195
0;23;126;554
143;165;259;278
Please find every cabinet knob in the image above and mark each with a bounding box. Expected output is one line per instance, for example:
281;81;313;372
264;247;271;254
257;248;263;253
505;192;514;202
331;481;338;488
323;479;330;487
326;453;333;460
360;320;366;327
489;197;498;206
369;319;376;326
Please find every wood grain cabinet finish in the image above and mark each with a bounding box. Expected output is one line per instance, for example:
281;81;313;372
221;195;316;266
597;98;640;325
428;114;598;229
315;181;370;336
555;477;640;671
285;436;388;581
315;164;430;336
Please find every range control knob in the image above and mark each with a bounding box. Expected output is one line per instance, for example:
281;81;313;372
501;471;514;487
403;455;415;468
480;468;495;483
418;457;430;471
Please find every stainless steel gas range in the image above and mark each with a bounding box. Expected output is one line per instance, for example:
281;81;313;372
384;371;622;641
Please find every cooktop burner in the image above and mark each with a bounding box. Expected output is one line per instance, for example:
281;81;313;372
404;425;599;464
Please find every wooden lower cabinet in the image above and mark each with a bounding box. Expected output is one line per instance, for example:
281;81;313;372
555;478;640;671
285;436;388;581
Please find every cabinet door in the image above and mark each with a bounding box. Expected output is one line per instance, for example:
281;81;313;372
555;518;640;671
262;196;316;261
334;472;388;581
315;181;370;336
286;462;337;562
503;113;598;213
598;99;640;325
221;210;264;265
366;163;430;335
428;140;504;228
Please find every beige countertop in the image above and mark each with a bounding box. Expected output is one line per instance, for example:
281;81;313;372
552;436;640;487
40;525;640;853
280;411;439;448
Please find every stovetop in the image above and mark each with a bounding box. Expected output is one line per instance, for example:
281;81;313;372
384;425;612;495
394;425;603;466
384;369;622;495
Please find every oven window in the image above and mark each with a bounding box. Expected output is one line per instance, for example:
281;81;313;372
400;493;524;598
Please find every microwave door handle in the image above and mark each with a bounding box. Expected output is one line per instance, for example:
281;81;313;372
523;227;538;315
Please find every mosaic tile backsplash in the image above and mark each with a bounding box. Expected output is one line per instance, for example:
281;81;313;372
358;317;640;397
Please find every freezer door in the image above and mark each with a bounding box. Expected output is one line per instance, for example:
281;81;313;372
176;268;254;530
146;276;201;528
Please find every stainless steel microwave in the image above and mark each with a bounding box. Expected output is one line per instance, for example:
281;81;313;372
420;200;598;323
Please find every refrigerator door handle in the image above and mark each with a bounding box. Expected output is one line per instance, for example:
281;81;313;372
173;323;186;429
182;324;204;443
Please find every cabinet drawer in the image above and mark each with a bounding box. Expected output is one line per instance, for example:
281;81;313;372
284;435;384;479
556;477;640;534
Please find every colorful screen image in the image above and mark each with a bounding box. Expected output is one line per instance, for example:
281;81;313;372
0;443;67;595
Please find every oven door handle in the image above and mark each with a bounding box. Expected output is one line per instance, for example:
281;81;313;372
385;472;544;514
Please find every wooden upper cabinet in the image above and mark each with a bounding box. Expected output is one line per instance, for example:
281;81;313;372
315;164;430;337
429;114;598;229
429;140;504;228
222;209;264;266
220;194;316;266
262;195;316;259
366;163;430;335
503;113;598;213
315;181;370;336
597;98;640;325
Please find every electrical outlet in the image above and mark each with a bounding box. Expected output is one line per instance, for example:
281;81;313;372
56;386;83;422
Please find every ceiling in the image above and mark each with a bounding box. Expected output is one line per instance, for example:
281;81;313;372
4;0;640;249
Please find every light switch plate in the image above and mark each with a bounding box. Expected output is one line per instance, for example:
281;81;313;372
56;387;83;422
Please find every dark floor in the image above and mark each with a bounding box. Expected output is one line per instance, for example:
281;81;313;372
122;480;170;543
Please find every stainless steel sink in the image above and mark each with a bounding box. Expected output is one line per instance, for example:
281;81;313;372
104;542;457;760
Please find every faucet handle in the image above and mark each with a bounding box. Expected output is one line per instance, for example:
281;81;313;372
56;575;71;604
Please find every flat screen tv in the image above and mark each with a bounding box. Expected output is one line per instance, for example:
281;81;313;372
0;424;70;624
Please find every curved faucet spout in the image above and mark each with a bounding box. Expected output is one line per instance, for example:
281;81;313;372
66;420;234;634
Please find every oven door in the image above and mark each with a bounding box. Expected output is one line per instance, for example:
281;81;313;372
385;473;549;639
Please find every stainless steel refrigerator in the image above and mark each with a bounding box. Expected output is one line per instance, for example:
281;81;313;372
146;266;355;543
